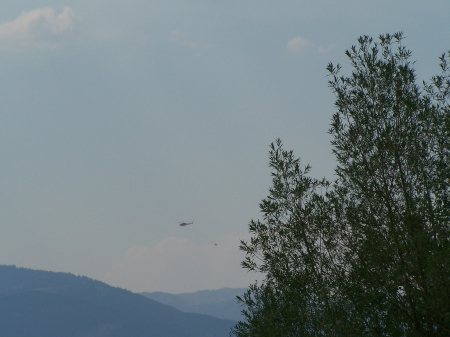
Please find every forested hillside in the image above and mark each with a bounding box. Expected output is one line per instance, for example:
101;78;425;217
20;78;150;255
0;265;235;337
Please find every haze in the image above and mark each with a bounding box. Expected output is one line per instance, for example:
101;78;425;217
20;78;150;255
0;0;448;293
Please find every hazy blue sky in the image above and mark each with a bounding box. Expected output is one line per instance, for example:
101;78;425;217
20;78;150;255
0;0;449;293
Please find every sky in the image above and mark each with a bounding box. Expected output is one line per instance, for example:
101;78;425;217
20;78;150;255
0;0;449;294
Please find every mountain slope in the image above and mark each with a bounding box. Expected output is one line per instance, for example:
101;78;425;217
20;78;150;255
0;265;235;337
141;288;247;321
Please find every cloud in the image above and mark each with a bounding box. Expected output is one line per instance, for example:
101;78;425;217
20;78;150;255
287;37;312;54
102;234;261;293
318;44;335;53
287;37;335;54
168;30;208;57
0;7;80;49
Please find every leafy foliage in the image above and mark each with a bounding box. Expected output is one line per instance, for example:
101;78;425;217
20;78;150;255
232;33;450;337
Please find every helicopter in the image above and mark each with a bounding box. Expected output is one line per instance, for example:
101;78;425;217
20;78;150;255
178;221;217;245
178;221;194;227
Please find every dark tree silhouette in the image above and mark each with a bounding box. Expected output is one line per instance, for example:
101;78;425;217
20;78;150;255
233;33;450;337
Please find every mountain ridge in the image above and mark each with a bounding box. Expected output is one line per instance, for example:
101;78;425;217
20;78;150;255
0;265;236;337
141;287;247;321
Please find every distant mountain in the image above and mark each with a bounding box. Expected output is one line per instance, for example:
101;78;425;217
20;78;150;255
0;265;235;337
141;288;247;321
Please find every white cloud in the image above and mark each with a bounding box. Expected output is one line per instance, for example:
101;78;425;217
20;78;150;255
287;37;335;54
287;36;312;54
102;234;261;293
168;30;209;57
318;44;335;53
0;7;80;49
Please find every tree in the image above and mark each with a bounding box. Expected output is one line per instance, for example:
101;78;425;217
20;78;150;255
232;33;450;337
